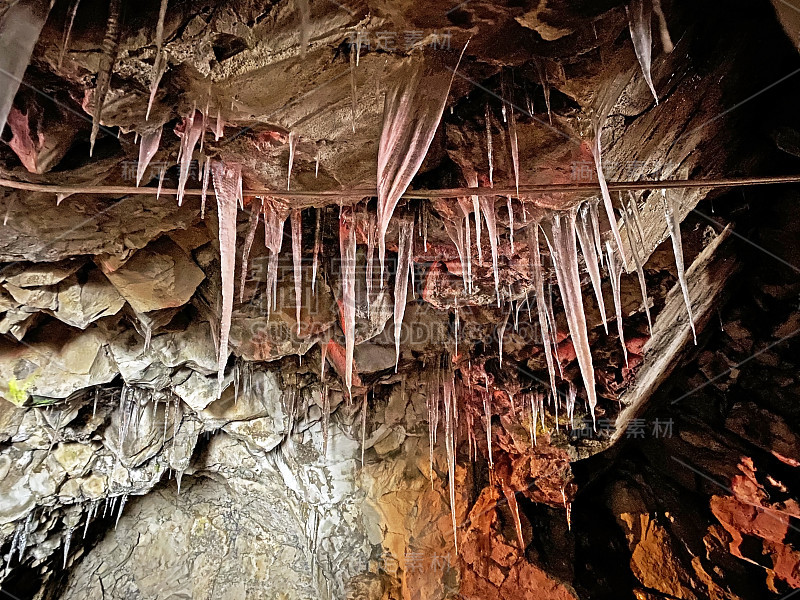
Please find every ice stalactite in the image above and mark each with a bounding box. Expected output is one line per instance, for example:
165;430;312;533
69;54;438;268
589;198;604;268
591;133;628;270
482;389;493;468
566;381;576;427
653;0;674;53
63;527;73;568
466;171;483;264
350;48;357;133
211;161;241;391
393;217;413;372
507;196;515;254
58;0;81;67
135;128;162;186
528;222;559;399
365;210;376;315
485;104;494;187
543;210;598;419
576;202;608;333
176;111;204;206
291;209;303;334
443;374;458;554
262;199;288;316
508;108;520;197
296;0;310;55
376;46;467;285
90;0;121;156
498;307;510;368
662;190;696;342
535;59;552;125
457;197;475;293
312;207;321;294
200;157;210;218
624;197;653;332
443;217;469;293
115;494;127;528
361;392;368;466
479;197;500;305
339;207;357;397
0;0;52;137
287;131;297;190
627;0;659;105
239;197;263;303
605;240;628;365
146;0;169;121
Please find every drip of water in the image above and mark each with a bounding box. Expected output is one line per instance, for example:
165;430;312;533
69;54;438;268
576;202;608;333
339;207;357;397
627;0;659;104
393;217;413;372
605;240;628;365
136;128;162;187
662;190;696;342
376;45;468;286
211;161;241;391
543;210;598;419
291;209;303;334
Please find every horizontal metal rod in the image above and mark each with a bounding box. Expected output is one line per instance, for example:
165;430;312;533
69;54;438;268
1;174;800;201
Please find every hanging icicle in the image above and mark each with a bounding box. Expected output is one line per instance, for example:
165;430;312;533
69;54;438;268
211;161;241;392
287;131;297;190
339;206;357;397
312;207;321;294
376;44;468;286
393;217;414;372
543;210;598;419
605;240;628;365
58;0;81;68
90;0;122;155
291;209;303;334
135;128;162;187
485;103;494;187
176;111;204;206
627;0;659;105
662;190;696;342
576;202;608;333
479;196;500;305
528;222;559;399
239;197;263;303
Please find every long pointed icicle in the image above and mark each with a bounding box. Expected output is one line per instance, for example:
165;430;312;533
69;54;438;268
591;134;628;270
662;190;696;342
239;197;263;303
58;0;81;68
0;1;52;137
509;108;520;197
576;202;608;333
465;170;483;264
605;240;628;365
339;207;357;397
146;0;169;121
136;128;162;186
287;131;297;190
625;199;653;333
443;376;458;554
485;104;494;187
544;211;598;419
376;44;468;286
291;209;303;335
312;207;321;294
90;0;121;156
528;223;558;398
393;217;413;372
211;161;241;392
627;0;659;105
176;111;204;206
479;197;500;306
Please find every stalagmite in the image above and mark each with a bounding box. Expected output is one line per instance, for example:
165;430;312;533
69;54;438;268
312;207;321;294
58;0;81;68
576;202;608;333
627;0;659;104
287;131;297;190
394;217;413;372
211;161;241;391
376;45;467;285
479;197;500;305
339;207;357;397
0;0;52;137
291;209;303;334
662;190;696;342
605;240;628;365
136;129;162;187
239;197;263;303
528;223;559;398
90;0;121;155
176;111;204;206
543;210;598;418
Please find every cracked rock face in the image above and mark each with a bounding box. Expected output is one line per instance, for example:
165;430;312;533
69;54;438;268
1;0;800;599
